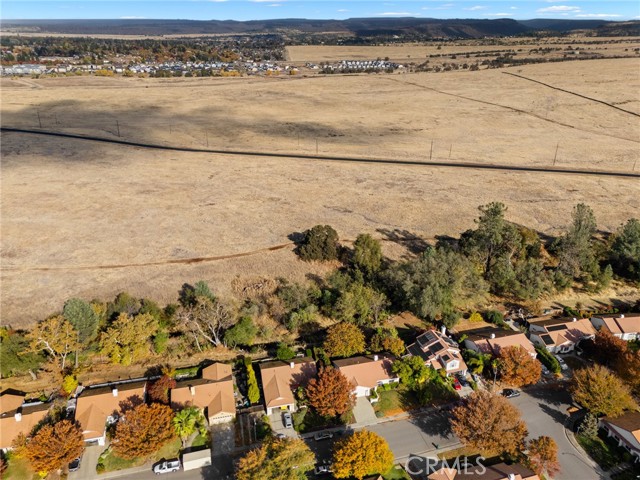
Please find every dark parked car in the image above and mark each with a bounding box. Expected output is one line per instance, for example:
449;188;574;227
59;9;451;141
456;374;468;387
68;457;81;472
502;389;520;398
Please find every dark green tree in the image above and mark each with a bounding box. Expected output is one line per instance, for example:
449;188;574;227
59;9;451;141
333;283;388;327
224;317;257;348
63;298;99;344
556;203;599;279
383;247;487;322
276;343;296;361
609;218;640;281
0;330;44;378
352;234;382;277
297;225;340;262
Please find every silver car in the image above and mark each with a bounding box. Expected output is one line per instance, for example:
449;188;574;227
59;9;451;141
283;411;293;429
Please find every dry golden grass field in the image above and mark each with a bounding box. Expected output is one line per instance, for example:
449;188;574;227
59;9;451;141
1;55;639;326
286;36;640;63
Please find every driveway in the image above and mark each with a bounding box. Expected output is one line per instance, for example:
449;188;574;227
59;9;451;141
511;383;600;480
269;411;297;438
68;443;102;480
353;397;377;425
211;422;235;455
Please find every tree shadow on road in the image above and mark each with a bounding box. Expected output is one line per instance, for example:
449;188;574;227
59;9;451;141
538;402;568;426
407;408;454;439
523;382;571;407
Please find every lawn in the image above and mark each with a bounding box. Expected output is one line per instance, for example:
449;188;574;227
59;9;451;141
98;448;144;473
98;438;182;473
3;456;39;480
576;433;626;470
191;433;210;449
154;438;182;460
383;464;412;479
374;389;413;417
292;406;347;433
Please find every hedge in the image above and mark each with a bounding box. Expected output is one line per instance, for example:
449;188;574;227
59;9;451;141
535;346;561;374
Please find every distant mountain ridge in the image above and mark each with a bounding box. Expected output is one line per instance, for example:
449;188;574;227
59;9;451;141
1;17;638;37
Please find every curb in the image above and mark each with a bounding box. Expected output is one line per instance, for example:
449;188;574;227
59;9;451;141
563;414;608;478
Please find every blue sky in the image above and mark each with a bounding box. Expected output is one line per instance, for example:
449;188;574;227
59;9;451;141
2;1;639;21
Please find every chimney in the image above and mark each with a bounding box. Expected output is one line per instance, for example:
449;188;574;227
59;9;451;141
440;325;446;336
572;318;577;322
14;413;22;422
189;386;196;396
373;355;379;362
112;387;118;397
508;474;516;480
290;362;295;369
490;333;496;339
620;314;625;318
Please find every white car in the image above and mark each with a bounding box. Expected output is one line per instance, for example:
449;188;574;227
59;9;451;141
153;460;181;475
313;432;333;441
314;464;332;475
554;355;568;370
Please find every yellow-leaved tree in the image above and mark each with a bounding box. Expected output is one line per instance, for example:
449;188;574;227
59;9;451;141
99;312;158;365
332;430;393;479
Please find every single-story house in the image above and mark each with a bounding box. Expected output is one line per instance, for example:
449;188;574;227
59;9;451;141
428;462;539;480
332;354;399;398
0;389;51;451
259;357;317;415
75;380;147;446
528;317;595;354
591;314;640;341
170;362;235;425
407;329;467;376
463;327;537;359
600;411;640;464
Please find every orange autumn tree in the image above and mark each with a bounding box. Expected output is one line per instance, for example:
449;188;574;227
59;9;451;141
451;390;528;457
23;420;84;474
498;346;541;387
112;403;175;459
306;367;356;417
527;436;560;477
148;374;177;404
332;430;393;479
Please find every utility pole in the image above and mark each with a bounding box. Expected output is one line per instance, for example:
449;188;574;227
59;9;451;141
316;138;318;155
116;120;121;137
206;131;209;147
448;144;452;159
553;142;559;166
429;139;434;161
37;109;42;128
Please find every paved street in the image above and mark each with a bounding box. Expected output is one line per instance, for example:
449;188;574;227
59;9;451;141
369;410;459;461
113;382;602;480
512;383;601;480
